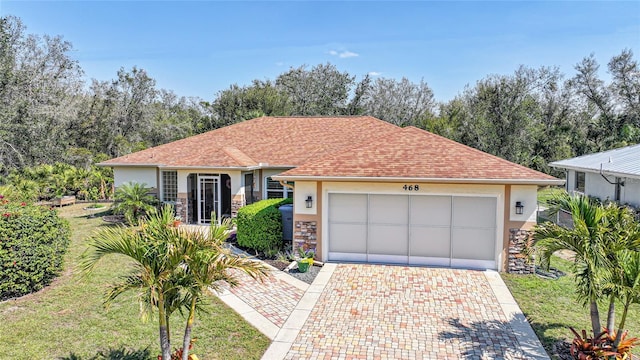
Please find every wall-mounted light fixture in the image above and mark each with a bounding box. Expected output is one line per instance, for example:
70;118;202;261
515;201;524;215
306;195;313;208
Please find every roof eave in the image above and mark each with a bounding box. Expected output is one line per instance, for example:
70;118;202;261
272;175;565;186
98;162;296;171
97;162;159;168
550;163;640;179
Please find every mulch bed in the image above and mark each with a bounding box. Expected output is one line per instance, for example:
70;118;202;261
227;240;321;284
101;215;125;223
263;259;290;271
551;340;572;360
286;264;321;284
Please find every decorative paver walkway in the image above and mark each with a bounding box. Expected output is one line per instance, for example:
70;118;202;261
219;269;305;328
216;262;549;360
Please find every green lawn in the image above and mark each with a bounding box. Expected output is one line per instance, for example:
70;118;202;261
0;204;269;360
502;256;640;358
537;187;564;205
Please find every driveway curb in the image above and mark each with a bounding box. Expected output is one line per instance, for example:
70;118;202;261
484;270;550;360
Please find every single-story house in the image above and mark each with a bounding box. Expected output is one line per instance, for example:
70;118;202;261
550;143;640;207
100;116;563;272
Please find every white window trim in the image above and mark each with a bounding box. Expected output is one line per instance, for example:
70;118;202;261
263;176;292;199
160;170;178;203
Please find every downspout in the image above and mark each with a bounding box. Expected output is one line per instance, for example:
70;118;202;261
600;164;625;202
279;180;295;191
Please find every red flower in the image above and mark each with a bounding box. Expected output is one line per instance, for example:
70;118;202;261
2;213;10;218
20;202;26;206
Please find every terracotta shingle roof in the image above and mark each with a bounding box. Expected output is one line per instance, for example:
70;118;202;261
100;116;400;168
275;127;562;184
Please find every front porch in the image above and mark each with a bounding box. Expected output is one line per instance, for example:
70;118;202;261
164;169;290;225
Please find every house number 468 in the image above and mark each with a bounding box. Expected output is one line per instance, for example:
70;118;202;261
403;184;419;191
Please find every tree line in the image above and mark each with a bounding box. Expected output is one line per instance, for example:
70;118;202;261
1;15;638;178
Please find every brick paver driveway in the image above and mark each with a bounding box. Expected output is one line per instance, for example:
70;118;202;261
284;264;531;360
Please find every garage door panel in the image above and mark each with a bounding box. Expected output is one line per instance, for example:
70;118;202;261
450;258;496;270
369;195;408;224
329;252;367;262
410;226;451;258
408;256;451;267
452;197;496;228
451;228;495;260
329;224;367;253
368;253;409;264
410;196;451;226
329;194;367;222
368;224;408;256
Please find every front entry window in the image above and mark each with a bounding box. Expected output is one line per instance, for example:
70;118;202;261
266;177;293;199
161;171;177;202
575;171;585;192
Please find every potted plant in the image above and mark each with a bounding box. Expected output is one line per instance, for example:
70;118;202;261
296;247;315;273
172;216;182;227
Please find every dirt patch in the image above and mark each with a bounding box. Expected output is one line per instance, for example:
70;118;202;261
263;259;290;271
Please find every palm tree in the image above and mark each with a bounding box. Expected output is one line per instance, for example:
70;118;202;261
80;206;269;360
534;192;613;338
111;182;157;225
600;205;640;350
79;209;180;359
597;203;640;333
175;217;269;360
606;249;640;350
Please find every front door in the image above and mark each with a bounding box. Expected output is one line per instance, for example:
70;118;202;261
197;175;220;224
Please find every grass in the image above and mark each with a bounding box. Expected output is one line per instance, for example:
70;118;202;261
502;256;640;358
537;186;564;205
0;204;270;360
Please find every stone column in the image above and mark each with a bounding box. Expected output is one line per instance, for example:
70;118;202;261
231;195;243;218
176;193;188;223
508;228;535;274
293;221;317;255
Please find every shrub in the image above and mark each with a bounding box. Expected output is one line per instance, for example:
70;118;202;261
236;198;292;253
569;327;639;359
112;182;158;225
0;198;71;300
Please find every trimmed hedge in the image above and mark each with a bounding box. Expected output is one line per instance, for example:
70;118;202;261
236;198;292;253
0;198;70;300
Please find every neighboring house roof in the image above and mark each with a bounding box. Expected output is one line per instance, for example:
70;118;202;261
99;116;399;168
550;143;640;179
274;127;562;185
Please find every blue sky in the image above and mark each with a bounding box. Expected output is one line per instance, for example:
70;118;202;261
1;1;638;102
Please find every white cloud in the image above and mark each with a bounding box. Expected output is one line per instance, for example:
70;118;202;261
368;71;382;76
338;50;358;58
328;49;359;58
275;61;284;66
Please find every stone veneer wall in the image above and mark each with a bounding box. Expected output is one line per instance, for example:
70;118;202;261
231;195;243;218
176;194;187;223
293;221;317;254
508;228;535;274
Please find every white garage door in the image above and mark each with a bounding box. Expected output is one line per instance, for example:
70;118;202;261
328;194;497;270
